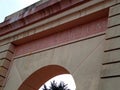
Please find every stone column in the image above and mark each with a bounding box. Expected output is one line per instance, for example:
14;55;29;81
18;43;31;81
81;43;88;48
99;0;120;90
0;43;14;90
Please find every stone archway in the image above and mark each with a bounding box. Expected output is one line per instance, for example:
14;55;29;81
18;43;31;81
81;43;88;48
18;65;70;90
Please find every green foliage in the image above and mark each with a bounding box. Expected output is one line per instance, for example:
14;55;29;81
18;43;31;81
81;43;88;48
42;80;70;90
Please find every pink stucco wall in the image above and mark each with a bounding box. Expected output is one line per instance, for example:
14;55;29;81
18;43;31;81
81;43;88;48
15;17;107;57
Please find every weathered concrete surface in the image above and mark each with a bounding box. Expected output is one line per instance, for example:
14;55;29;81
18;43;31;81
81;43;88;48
5;35;105;90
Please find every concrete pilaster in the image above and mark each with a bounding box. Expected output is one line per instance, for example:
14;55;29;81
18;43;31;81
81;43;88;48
0;43;14;90
99;1;120;90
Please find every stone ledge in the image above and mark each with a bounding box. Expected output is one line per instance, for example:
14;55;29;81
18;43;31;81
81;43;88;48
104;37;120;51
0;67;7;77
106;25;120;39
0;51;13;61
0;59;10;69
0;76;5;87
99;77;120;90
101;63;120;77
103;49;120;64
109;3;120;16
108;14;120;27
0;43;14;53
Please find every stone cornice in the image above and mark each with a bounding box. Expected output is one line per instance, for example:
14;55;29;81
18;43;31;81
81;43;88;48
0;0;88;37
0;0;116;46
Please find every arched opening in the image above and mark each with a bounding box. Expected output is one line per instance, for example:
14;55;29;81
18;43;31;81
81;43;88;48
39;74;76;90
18;65;75;90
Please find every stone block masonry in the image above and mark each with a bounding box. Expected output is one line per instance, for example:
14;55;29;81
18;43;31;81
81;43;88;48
0;43;14;90
99;1;120;90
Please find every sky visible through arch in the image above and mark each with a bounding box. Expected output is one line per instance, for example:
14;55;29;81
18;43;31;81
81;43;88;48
39;74;76;90
0;0;40;23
